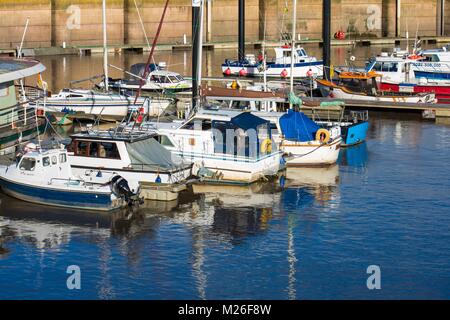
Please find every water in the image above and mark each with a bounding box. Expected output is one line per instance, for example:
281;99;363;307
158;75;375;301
1;47;450;299
1;112;449;299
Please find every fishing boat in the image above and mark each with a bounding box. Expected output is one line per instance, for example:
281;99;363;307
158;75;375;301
0;147;139;211
222;45;323;78
365;52;450;103
134;110;284;185
102;63;192;93
316;70;436;103
0;57;46;155
66;128;194;201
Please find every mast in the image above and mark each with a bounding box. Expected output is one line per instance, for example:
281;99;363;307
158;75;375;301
289;0;297;96
134;0;170;103
102;0;109;92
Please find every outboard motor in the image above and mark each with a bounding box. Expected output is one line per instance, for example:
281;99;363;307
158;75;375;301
110;175;141;206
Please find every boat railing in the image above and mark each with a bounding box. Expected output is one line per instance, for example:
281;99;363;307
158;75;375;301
344;110;369;123
49;177;107;187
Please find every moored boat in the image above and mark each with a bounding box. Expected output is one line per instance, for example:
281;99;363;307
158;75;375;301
222;45;323;78
316;70;436;104
133;109;284;185
0;148;139;211
67;128;194;201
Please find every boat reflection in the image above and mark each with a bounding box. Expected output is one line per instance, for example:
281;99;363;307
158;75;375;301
339;142;369;168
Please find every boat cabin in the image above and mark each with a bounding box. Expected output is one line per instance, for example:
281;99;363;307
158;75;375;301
335;71;382;95
17;149;71;181
68;129;185;172
273;45;315;65
148;70;186;85
152;110;276;159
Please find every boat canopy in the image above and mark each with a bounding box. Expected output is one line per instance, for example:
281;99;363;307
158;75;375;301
279;110;320;142
230;112;269;131
126;137;185;170
130;63;159;78
0;58;46;83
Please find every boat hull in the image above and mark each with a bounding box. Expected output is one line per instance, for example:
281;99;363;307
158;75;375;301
181;151;284;185
341;121;369;146
0;177;122;212
281;138;341;167
222;61;324;78
379;81;450;104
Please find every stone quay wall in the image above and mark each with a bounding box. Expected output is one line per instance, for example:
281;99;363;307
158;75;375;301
0;0;447;49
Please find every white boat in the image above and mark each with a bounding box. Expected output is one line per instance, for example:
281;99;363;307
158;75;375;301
32;89;164;123
103;63;192;93
131;109;284;185
0;148;139;211
66;128;194;201
222;45;323;78
255;110;342;167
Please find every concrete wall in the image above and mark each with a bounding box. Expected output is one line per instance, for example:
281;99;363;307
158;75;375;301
0;0;448;50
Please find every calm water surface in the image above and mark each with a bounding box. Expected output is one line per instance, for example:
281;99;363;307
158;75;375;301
1;47;450;299
1;113;449;299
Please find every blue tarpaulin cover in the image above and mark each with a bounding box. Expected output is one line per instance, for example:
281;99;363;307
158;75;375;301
279;110;320;142
230;112;269;131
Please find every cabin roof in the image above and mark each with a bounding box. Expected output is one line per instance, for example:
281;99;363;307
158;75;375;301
71;129;157;143
338;71;381;79
0;58;46;83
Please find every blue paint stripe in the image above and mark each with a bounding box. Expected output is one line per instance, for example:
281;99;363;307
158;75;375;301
0;178;113;209
414;71;450;80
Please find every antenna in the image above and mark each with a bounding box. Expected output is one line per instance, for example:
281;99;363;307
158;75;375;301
18;17;30;58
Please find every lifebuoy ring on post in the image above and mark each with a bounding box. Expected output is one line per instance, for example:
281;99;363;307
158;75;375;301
315;128;331;143
260;138;273;154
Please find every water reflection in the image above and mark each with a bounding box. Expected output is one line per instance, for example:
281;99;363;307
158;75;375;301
339;143;369;168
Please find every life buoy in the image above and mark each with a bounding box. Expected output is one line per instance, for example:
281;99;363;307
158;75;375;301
316;128;331;143
260;138;273;153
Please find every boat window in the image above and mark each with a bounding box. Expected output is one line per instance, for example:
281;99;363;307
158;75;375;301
202;120;212;131
59;153;67;163
151;75;161;83
52;156;58;165
168;76;179;83
19;157;36;171
100;142;120;159
269;123;279;135
181;119;196;130
176;75;185;81
283;51;292;58
76;141;89;156
372;62;382;71
423;54;439;62
66;94;84;98
89;142;98;157
43;157;51;167
153;135;174;147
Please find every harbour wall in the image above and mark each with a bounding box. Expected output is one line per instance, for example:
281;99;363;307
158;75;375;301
0;0;448;50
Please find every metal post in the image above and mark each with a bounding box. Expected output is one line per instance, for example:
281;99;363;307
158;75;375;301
192;1;201;110
206;0;212;43
323;0;331;80
238;0;245;61
396;0;401;37
102;0;109;92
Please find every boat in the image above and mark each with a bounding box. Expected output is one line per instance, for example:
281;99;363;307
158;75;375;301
256;109;342;167
365;52;450;103
101;63;192;93
316;70;436;103
133;109;284;185
0;57;47;155
66;128;194;201
0;147;139;211
31;88;169;123
222;45;323;78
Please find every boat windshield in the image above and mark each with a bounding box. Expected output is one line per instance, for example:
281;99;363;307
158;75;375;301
19;157;36;171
